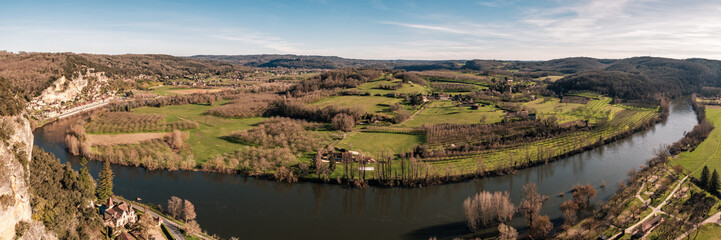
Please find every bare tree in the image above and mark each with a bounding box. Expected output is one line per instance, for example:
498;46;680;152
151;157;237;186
572;184;597;208
498;223;518;240
463;191;515;232
331;113;355;132
183;199;197;223
520;183;548;235
530;215;553;239
167;196;183;219
560;199;579;228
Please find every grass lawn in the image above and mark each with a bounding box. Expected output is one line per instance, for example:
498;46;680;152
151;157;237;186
355;79;429;95
523;98;584;124
311;95;403;115
148;85;185;96
688;224;721;240
133;102;266;163
672;106;721;176
400;100;505;127
335;132;424;155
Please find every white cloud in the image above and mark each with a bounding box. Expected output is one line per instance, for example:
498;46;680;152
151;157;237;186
211;30;301;53
377;0;721;60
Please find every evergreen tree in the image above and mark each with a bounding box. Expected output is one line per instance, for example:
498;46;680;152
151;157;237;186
700;166;710;189
97;161;114;203
78;158;96;202
710;170;720;196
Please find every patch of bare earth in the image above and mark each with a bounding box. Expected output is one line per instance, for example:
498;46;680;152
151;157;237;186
87;132;169;146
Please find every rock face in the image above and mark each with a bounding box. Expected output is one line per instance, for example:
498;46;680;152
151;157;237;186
27;70;115;120
0;114;55;240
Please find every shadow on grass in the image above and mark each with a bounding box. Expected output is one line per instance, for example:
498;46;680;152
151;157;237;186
401;221;473;240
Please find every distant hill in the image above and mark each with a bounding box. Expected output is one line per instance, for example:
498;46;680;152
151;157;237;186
549;57;721;100
0;52;247;97
188;54;466;70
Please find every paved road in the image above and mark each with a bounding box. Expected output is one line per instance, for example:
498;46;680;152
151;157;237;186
126;201;185;240
55;100;111;119
675;211;721;240
608;176;688;239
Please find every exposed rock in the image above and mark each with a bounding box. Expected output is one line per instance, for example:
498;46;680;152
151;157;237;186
0;114;55;240
28;70;115;120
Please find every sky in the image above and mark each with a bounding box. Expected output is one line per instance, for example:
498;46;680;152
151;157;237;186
1;0;721;60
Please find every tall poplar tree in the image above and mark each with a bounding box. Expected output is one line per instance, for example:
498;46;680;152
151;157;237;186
97;161;114;204
700;166;710;189
78;158;96;202
709;170;720;196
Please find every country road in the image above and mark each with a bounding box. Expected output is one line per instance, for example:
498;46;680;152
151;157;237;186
126;201;185;240
55;100;111;119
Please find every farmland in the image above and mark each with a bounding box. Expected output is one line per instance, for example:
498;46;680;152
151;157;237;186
311;95;403;116
672;106;721;177
353;78;430;95
61;66;669;187
335;132;424;155
400;100;505;127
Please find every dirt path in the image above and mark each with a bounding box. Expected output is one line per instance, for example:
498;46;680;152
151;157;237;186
675;211;721;240
87;132;169;146
622;176;687;236
397;102;429;125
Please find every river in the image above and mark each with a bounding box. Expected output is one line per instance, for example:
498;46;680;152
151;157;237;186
32;99;697;239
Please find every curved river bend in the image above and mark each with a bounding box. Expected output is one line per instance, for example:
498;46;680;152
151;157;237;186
33;99;697;239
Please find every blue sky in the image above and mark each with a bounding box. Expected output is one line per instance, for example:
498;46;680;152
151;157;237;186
1;0;720;60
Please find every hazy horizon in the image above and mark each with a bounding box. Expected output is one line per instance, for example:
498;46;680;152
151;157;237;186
2;0;720;60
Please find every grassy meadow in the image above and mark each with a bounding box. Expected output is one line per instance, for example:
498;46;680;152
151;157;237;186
672;106;721;176
401;100;505;127
132;102;268;162
335;132;424;155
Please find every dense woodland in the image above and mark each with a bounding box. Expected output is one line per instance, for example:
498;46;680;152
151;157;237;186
27;147;102;239
0;51;250;98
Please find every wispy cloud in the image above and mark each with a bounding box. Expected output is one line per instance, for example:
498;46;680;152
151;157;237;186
476;0;517;8
211;29;301;53
375;0;721;60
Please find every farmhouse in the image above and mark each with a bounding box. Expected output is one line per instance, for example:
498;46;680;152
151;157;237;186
102;198;137;228
322;149;376;164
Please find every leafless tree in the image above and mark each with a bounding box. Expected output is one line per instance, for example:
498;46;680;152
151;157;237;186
520;183;548;234
183;199;196;223
498;223;518;240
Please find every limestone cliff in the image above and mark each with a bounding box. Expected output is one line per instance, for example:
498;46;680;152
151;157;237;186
28;70;116;120
0;114;55;240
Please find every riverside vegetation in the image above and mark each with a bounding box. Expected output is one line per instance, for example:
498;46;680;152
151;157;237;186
57;62;678;187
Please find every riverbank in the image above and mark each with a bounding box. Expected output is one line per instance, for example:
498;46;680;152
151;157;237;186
555;97;720;239
60;100;668;188
32;98;697;239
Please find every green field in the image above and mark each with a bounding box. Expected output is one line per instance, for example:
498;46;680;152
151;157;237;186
672;106;721;176
311;95;403;116
524;97;626;124
133;102;266;162
688;224;721;239
401;101;505;127
422;108;658;175
335;132;424;155
355;79;430;95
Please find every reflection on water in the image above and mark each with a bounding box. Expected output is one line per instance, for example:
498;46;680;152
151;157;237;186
33;99;697;239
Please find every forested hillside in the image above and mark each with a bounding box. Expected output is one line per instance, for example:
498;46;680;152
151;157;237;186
550;57;721;100
0;52;249;98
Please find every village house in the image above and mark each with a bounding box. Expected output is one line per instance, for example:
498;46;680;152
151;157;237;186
102;198;137;228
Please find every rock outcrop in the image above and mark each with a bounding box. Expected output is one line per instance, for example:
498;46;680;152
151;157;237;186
0;114;55;240
28;70;115;120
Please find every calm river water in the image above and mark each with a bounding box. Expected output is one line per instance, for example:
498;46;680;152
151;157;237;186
33;99;697;239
